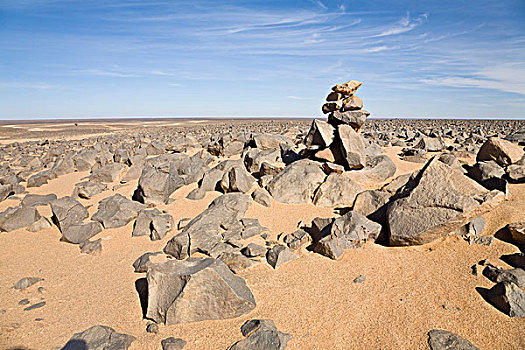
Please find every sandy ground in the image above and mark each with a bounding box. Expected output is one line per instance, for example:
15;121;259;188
0;136;524;349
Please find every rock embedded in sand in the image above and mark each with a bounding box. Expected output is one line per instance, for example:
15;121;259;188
476;137;524;167
21;193;57;207
13;277;43;290
266;245;297;269
73;181;108;199
134;164;185;205
151;214;174;241
62;325;135;350
483;265;525;288
132;208;161;237
0;205;42;232
61;222;103;244
251;188;272;207
427;329;479;350
387;157;505;246
146;258;256;325
79;238;102;254
266;159;325;204
161;337;187;350
89;162;127;183
229;319;292;350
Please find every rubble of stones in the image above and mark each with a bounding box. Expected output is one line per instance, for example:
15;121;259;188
2;82;525;348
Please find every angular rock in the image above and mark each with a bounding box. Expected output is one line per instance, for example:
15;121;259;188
331;211;382;247
186;187;205;200
321;100;343;114
252;188;272;207
267;159;325;204
253;134;294;151
217;252;260;274
133;164;185;205
241;243;267;258
312;173;362;208
415;137;445;152
348;155;397;183
332;124;366;170
387;158;505;246
507;222;525;246
427;330;479;350
485;281;525;317
13;277;43;290
468;161;505;182
21;193;57;207
342;95;363;111
80;238;103;254
229;319;292;350
0;183;14;201
27;216;52;232
477;137;524;166
266;245;297;269
244;149;281;174
282;229;310;249
133;208;161;237
151;214;174;241
483;265;525;288
146;258;256;325
62;325;135;350
133;252;164;273
221;166;256;193
73;181;108;199
50;196;89;232
92;194;145;229
304;119;335;148
352;190;390;218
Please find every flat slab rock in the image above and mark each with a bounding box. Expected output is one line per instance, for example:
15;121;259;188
61;325;135;350
427;330;479;350
146;257;256;325
387;157;505;246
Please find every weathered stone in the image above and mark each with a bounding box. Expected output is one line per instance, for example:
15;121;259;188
73;181;108;199
133;164;185;205
314;148;336;163
26;216;52;232
387;158;505;246
332;124;366;170
229;319;292;350
507;222;525;246
312;173;362;208
332;211;382;247
50;196;88;231
21;193;57;207
151;214;174;241
133;252;164;273
133;208;161;237
0;184;14;201
321;100;343;114
0;206;42;232
468;161;505;182
217;252;260;274
244;149;281;174
252;188;272;207
266;245;297;269
221;166;256;193
90;162;127;183
415;137;445;152
353;190;390;218
267;159;326;204
80;238;103;254
282;229;310;249
342;95;363;111
241;243;267;257
92;194;145;229
62;325;135;350
483;266;525;288
326;92;343;101
332;80;362;95
507;163;525;182
328;110;369;130
164;193;251;258
304;119;335;148
62;222;103;244
13;277;43;290
477;137;524;166
427;330;479;350
485;281;525;317
161;337;187;350
253;134;293;151
322;162;344;174
146;258;256;325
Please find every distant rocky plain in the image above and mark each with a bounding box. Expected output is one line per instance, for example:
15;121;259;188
1;83;525;350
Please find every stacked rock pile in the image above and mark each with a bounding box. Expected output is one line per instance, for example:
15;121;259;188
303;80;371;170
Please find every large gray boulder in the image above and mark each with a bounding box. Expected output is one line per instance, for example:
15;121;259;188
346;155;397;183
244;148;281;174
89;162;127;183
427;330;479;350
312;173;362;208
331;124;366;170
61;222;103;244
415;137;445;152
62;325;135;350
164;193;251;258
476;137;524;166
229;319;292;350
50;196;89;232
221;166;256;193
134;164;185;205
253;134;293;150
146;258;256;325
266;159;325;204
387;158;505;246
132;208;161;237
92;194;145;229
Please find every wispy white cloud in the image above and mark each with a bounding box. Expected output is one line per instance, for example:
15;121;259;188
76;69;138;77
168;83;183;87
373;12;427;37
311;0;328;10
287;95;310;100
0;82;57;90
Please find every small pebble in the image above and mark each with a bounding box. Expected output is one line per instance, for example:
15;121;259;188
146;323;159;334
471;264;478;276
353;275;366;283
18;299;30;306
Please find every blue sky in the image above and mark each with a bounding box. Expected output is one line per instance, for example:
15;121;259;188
0;0;524;120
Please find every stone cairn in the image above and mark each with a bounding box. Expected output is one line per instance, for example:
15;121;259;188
303;80;370;172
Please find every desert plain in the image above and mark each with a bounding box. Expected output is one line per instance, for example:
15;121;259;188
0;115;524;350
